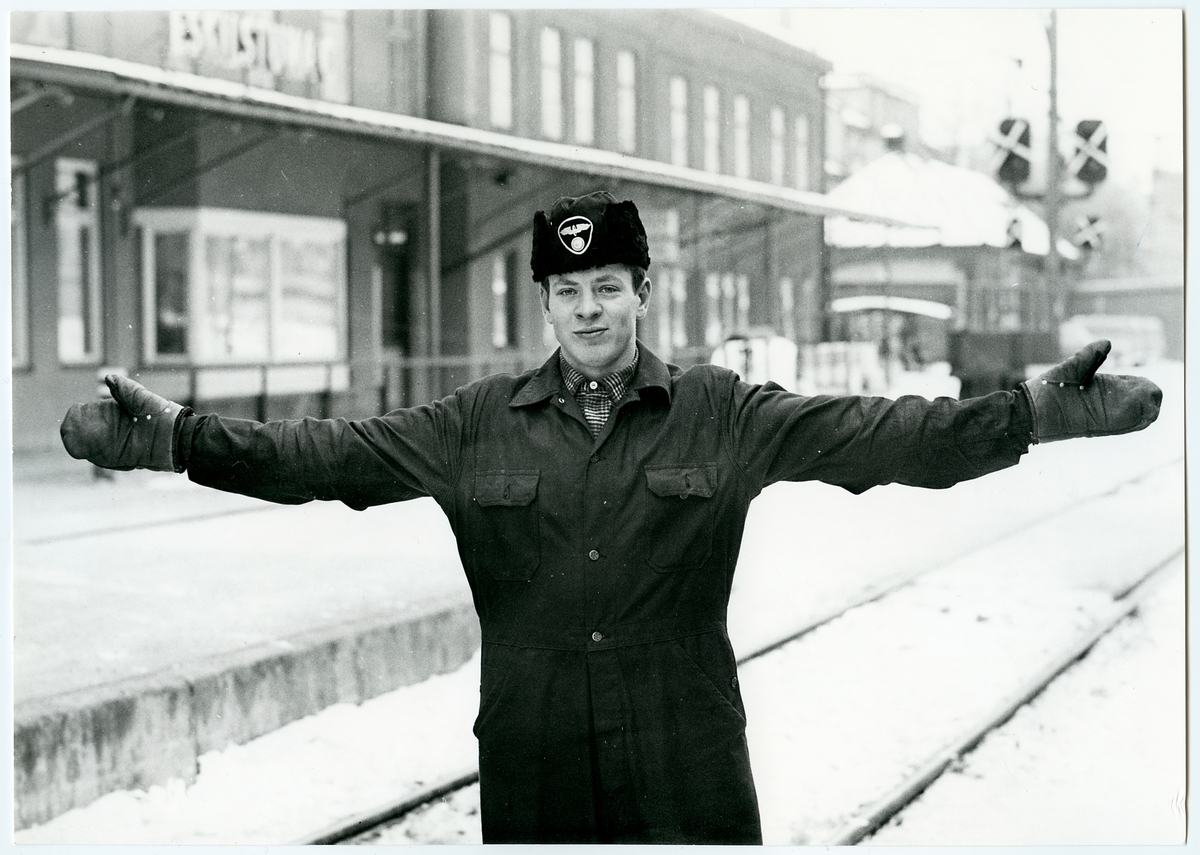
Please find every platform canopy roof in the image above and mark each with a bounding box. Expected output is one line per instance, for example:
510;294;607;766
11;43;914;227
824;151;1079;260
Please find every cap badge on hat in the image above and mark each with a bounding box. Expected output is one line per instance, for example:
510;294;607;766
557;215;594;255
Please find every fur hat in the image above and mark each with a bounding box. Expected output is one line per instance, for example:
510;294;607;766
531;191;651;282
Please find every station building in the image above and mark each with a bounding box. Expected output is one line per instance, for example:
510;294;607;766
12;9;901;455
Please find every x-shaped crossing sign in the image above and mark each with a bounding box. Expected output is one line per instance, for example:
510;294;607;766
1068;120;1109;182
989;118;1032;175
1073;214;1105;248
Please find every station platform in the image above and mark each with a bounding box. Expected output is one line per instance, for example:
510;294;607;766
12;456;478;831
11;361;1185;833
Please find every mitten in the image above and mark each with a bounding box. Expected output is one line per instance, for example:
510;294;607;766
1022;339;1162;443
60;375;188;471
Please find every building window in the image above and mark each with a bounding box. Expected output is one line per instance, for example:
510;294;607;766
489;12;513;130
540;27;563;140
491;251;520;349
779;276;795;340
794;115;810;190
573;38;595;145
705;273;722;346
721;273;737;333
733;95;751;179
12;165;29;368
616;50;637;154
669;76;688;167
135;208;346;365
653;210;685;356
669;269;687;349
770;106;786;185
204;234;271;362
657;268;689;357
56;158;103;365
736;274;750;330
703;85;720;173
153;233;190;357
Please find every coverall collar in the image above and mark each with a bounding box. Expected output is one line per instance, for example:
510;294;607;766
511;343;672;409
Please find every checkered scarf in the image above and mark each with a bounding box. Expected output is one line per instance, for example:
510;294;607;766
559;351;640;437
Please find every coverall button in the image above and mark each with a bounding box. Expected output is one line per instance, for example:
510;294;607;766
588;549;600;561
592;631;603;642
590;454;600;464
730;676;739;689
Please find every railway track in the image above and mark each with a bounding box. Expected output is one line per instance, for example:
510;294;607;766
294;456;1183;846
824;546;1182;845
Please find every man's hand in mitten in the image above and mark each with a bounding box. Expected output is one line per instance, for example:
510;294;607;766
60;375;189;472
1023;339;1162;443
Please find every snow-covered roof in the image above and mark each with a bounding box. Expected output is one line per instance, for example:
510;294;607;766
829;295;953;319
825;151;1080;260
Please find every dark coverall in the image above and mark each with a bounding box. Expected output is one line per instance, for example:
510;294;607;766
177;345;1034;843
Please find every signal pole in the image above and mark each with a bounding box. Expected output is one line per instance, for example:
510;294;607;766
1046;9;1063;317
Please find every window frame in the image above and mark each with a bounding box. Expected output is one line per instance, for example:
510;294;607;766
704;272;722;346
770;106;786;185
55;157;104;366
572;37;595;145
794;114;810;191
669;76;689;168
133;207;348;367
733;94;751;179
539;26;563;140
616;49;637;154
488;12;514;130
703;85;721;173
490;250;521;350
11;162;30;369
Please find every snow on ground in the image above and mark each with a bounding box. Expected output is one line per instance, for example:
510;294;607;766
739;469;1181;845
351;782;484;845
867;555;1186;845
14;656;482;845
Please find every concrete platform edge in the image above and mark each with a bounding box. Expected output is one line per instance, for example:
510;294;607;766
13;596;482;831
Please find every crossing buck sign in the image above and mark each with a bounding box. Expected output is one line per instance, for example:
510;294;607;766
1073;215;1105;249
1069;120;1108;185
990;118;1032;186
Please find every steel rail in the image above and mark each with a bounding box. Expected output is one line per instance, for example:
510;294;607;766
822;544;1184;846
296;770;481;846
287;456;1182;845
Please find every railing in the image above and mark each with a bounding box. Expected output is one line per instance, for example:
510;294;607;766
132;361;349;421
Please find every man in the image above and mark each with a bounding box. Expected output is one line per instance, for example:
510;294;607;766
61;191;1162;844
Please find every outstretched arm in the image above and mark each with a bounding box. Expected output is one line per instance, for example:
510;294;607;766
732;339;1162;495
61;375;461;510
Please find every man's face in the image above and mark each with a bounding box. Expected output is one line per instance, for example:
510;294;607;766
542;263;650;380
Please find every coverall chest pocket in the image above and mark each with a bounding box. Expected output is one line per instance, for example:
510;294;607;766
472;470;541;581
644;464;717;572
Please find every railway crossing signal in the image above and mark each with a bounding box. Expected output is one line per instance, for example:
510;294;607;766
1073;214;1105;249
1005;216;1023;249
990;118;1032;186
990;117;1108;195
1067;120;1108;185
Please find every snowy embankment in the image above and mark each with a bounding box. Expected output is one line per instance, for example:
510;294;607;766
15;361;1184;845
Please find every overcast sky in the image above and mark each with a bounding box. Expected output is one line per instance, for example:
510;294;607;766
716;7;1184;197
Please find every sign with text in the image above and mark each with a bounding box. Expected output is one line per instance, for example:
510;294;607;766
168;10;339;89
